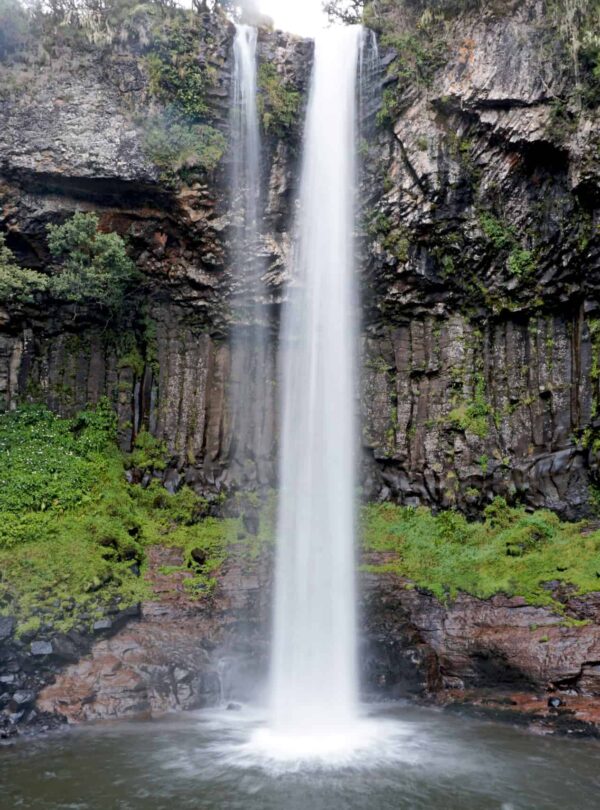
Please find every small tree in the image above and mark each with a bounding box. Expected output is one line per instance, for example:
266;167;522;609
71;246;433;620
323;0;364;24
0;233;48;306
46;212;136;314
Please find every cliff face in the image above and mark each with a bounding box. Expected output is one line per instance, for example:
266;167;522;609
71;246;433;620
359;0;600;518
0;7;310;491
1;2;599;516
11;547;599;737
1;1;600;739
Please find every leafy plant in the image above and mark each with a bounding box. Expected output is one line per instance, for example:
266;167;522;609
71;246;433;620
0;233;48;305
46;212;136;313
362;498;600;609
257;62;301;138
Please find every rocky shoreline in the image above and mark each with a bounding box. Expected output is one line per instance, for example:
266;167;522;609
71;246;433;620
2;546;598;741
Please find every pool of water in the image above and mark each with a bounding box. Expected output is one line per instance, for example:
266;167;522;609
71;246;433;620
1;703;598;809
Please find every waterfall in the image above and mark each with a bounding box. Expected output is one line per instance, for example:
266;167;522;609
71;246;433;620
229;24;273;488
270;26;363;741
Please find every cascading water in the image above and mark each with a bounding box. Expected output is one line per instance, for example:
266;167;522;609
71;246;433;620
262;26;364;755
229;24;273;488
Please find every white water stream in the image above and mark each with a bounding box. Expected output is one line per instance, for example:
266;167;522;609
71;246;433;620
229;24;272;487
262;26;363;756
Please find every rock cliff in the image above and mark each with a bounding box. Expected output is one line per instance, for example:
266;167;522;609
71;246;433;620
0;2;599;516
1;0;599;739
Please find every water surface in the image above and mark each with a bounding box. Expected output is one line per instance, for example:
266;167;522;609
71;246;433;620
1;704;598;809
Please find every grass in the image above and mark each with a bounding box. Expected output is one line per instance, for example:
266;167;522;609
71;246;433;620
2;404;598;635
362;499;600;610
0;403;274;636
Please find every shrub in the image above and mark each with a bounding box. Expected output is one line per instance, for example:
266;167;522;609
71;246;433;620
46;212;136;313
257;63;301;138
126;428;168;473
0;233;48;305
144;112;226;178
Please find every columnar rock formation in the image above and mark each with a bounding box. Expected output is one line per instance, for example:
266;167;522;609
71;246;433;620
1;2;599;514
1;0;599;738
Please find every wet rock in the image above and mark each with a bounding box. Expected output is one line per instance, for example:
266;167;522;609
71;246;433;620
30;641;53;656
92;619;113;633
10;691;35;708
548;697;563;708
0;617;15;642
361;555;600;704
163;469;181;496
36;544;271;724
190;548;208;567
226;702;242;712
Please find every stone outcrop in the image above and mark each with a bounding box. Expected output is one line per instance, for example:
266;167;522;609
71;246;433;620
361;553;600;735
8;548;596;737
0;1;599;739
359;0;600;516
36;545;271;723
0;8;310;489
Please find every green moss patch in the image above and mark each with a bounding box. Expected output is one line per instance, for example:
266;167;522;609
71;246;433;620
362;499;600;609
0;403;270;635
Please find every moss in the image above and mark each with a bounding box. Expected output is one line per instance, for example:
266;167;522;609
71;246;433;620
383;227;411;262
0;404;244;634
143;113;226;182
257;63;301;139
362;497;600;609
447;371;491;438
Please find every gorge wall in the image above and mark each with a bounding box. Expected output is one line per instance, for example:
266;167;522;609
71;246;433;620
1;1;599;516
1;0;600;739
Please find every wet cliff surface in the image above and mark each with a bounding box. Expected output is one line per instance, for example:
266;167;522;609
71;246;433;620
3;545;598;738
1;2;599;513
1;1;599;739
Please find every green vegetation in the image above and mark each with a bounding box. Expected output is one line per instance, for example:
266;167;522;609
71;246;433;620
47;212;136;313
0;213;135;315
376;29;447;126
0;403;261;635
140;10;226;181
145;14;215;120
447;371;491;438
144;112;227;180
362;498;600;609
257;63;301;138
367;1;491;128
478;212;537;279
126;429;168;474
548;0;600;110
0;233;47;305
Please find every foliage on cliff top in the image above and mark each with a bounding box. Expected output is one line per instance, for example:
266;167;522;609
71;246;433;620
362;499;600;609
139;8;227;181
144;11;216;120
0;403;239;635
